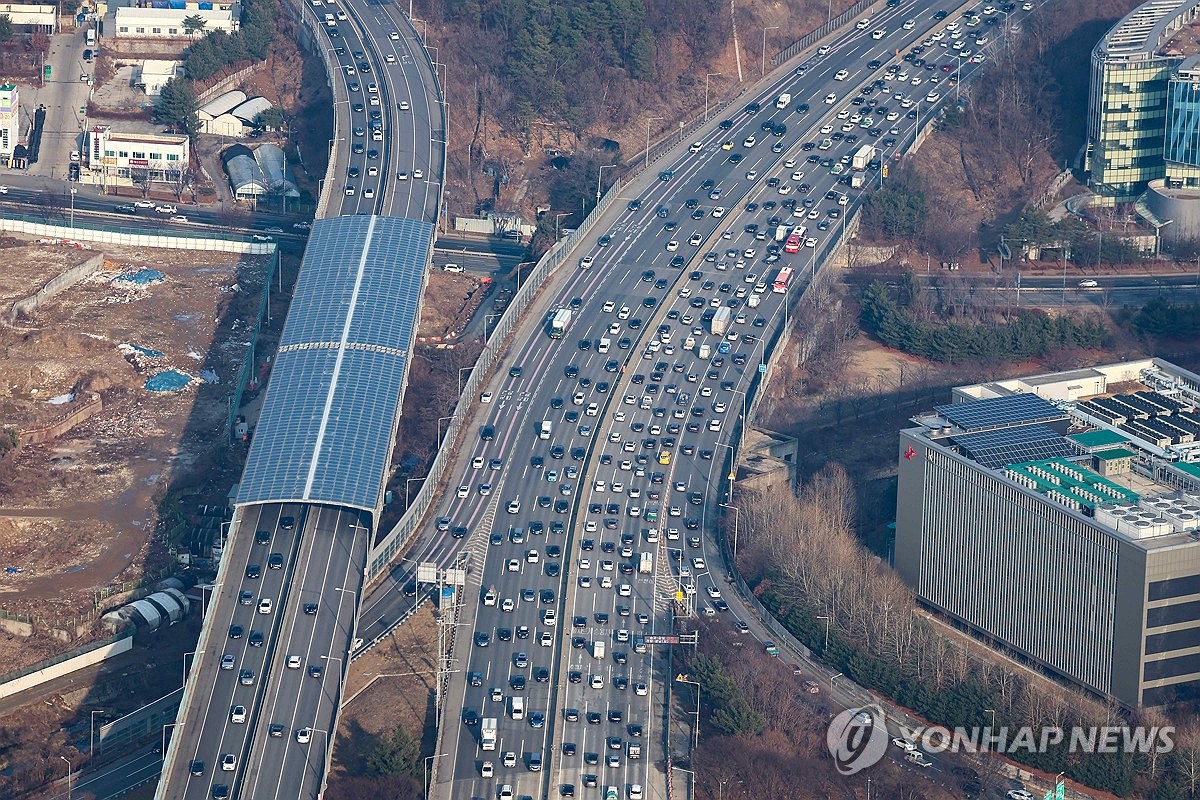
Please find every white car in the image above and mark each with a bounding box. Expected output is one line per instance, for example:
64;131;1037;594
872;28;885;39
834;69;849;80
665;240;679;252
579;255;594;269
457;485;469;498
399;100;411;110
892;737;916;751
634;682;648;696
414;169;424;179
481;761;494;778
221;754;237;771
711;206;726;217
296;727;312;743
480;391;492;403
231;705;247;723
925;91;941;103
689;141;703;152
824;93;837;104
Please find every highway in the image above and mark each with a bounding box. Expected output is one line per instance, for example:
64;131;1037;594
335;2;1018;800
157;0;444;797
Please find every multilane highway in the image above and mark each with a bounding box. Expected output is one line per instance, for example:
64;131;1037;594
340;2;1010;800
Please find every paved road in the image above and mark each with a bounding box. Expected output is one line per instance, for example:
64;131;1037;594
343;3;1021;800
27;30;93;177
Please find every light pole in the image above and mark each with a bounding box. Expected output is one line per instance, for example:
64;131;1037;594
60;755;72;800
705;72;722;121
69;187;76;228
719;778;744;800
830;671;842;691
596;163;615;212
483;313;501;341
161;723;175;759
458;366;472;397
761;26;779;77
554;211;569;242
985;707;996;733
816;614;832;651
424;752;449;800
437;415;453;444
675;675;701;751
718;502;740;562
183;650;195;682
90;709;107;757
406;476;423;506
827;0;833;24
644;115;663;169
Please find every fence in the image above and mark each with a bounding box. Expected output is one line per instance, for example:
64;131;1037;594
194;64;257;105
226;248;280;442
0;214;276;253
17;393;103;446
773;0;883;66
367;175;623;579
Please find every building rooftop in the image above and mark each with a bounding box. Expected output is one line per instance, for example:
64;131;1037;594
1069;429;1132;449
1098;0;1200;60
1004;457;1141;511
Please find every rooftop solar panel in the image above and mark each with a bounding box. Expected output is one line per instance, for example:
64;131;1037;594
953;424;1073;470
936;393;1065;432
237;215;433;512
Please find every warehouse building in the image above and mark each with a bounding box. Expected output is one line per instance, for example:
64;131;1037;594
896;358;1200;707
113;0;239;39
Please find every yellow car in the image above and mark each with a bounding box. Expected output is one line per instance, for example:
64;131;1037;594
721;140;734;150
658;451;671;465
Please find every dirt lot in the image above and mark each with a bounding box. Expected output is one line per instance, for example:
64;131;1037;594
0;239;266;628
329;606;438;783
417;271;488;339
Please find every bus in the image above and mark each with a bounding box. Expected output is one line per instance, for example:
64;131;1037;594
772;266;794;294
783;231;802;253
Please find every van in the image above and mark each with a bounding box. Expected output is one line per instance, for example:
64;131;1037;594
775;92;791;109
598;337;611;354
324;13;336;25
639;396;652;410
539;421;551;440
646;528;660;543
510;696;524;719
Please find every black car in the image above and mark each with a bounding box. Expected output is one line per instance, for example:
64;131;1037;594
569;670;583;683
561;785;576;797
728;153;744;164
115;204;138;214
718;119;734;129
228;625;243;639
510;675;526;690
464;710;479;725
535;667;550;682
509;365;523;378
190;760;204;775
587;712;602;725
565;708;580;721
497;627;513;642
795;102;810;114
245;564;261;579
268;552;284;569
628;199;642;211
249;631;264;647
598;235;612;247
745;102;761;113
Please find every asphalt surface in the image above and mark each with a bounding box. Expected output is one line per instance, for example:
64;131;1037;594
164;504;368;800
342;3;1020;800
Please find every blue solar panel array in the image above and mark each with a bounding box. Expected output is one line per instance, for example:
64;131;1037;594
954;424;1073;470
936;393;1065;432
237;215;433;512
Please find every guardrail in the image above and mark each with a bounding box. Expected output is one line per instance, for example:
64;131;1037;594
366;176;624;580
773;0;884;66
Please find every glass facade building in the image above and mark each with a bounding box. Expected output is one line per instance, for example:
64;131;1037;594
1086;0;1200;199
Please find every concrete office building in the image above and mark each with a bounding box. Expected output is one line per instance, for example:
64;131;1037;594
0;84;20;161
896;358;1200;707
86;126;189;188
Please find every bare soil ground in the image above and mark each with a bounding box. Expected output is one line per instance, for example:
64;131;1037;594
330;607;438;782
0;240;267;623
417;271;486;339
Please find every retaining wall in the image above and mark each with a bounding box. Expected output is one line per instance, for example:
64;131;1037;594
8;253;105;322
0;633;133;702
18;393;104;446
0;218;275;254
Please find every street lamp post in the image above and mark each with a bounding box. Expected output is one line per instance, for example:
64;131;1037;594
161;723;175;759
458;366;472;397
985;707;996;733
816;615;832;651
90;709;107;757
596;164;615;212
554;211;569;243
761;26;779;77
406;476;423;506
644;115;663;169
718;502;740;562
183;650;195;683
69;187;77;228
437;415;453;445
705;73;722;120
483;313;501;342
675;675;701;751
424;752;449;800
830;671;843;691
60;755;72;800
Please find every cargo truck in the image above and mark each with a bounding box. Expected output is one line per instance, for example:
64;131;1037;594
481;718;497;750
747;293;761;308
851;171;866;189
775;92;791;109
627;741;642;759
592;640;606;659
549;308;572;338
711;306;732;336
852;145;876;171
639;552;653;574
774;224;790;241
697;342;711;359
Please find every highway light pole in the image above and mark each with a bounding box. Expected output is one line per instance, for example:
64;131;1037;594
596;164;615;212
90;709;107;757
437;415;453;445
406;476;423;506
644;115;663;169
704;72;721;121
69;187;76;228
761;26;778;77
183;650;195;683
161;723;175;760
816;614;832;651
554;211;569;243
675;674;701;751
985;707;996;732
718;502;740;562
424;752;449;800
830;671;842;691
60;755;72;800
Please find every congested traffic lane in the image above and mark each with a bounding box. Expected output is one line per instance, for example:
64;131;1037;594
379;1;1005;798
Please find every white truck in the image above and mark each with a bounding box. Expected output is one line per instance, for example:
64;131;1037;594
549;308;572;339
481;718;498;750
697;342;711;359
639;552;654;574
775;224;790;241
852;145;876;172
711;306;732;336
775;92;792;109
592;640;606;660
851;171;866;189
539;421;552;440
747;294;761;309
598;337;611;353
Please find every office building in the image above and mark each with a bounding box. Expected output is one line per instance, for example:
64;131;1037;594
113;1;239;39
86;126;189;188
896;358;1200;707
0;84;20;160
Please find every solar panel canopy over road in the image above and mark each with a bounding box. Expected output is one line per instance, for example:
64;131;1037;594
237;215;434;517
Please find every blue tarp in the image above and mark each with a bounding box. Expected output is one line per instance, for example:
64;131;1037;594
145;370;193;392
123;343;165;359
111;268;165;287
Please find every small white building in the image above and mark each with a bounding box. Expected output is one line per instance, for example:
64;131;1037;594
135;59;181;96
114;2;239;39
86;126;189;188
198;89;274;137
0;3;56;30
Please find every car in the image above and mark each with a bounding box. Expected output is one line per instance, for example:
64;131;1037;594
220;754;237;772
1079;279;1098;288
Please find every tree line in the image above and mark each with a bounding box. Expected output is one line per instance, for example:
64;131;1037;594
183;0;277;81
1133;299;1200;340
857;279;1108;363
737;468;1200;799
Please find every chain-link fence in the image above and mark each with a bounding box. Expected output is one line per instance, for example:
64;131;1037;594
366;177;624;580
